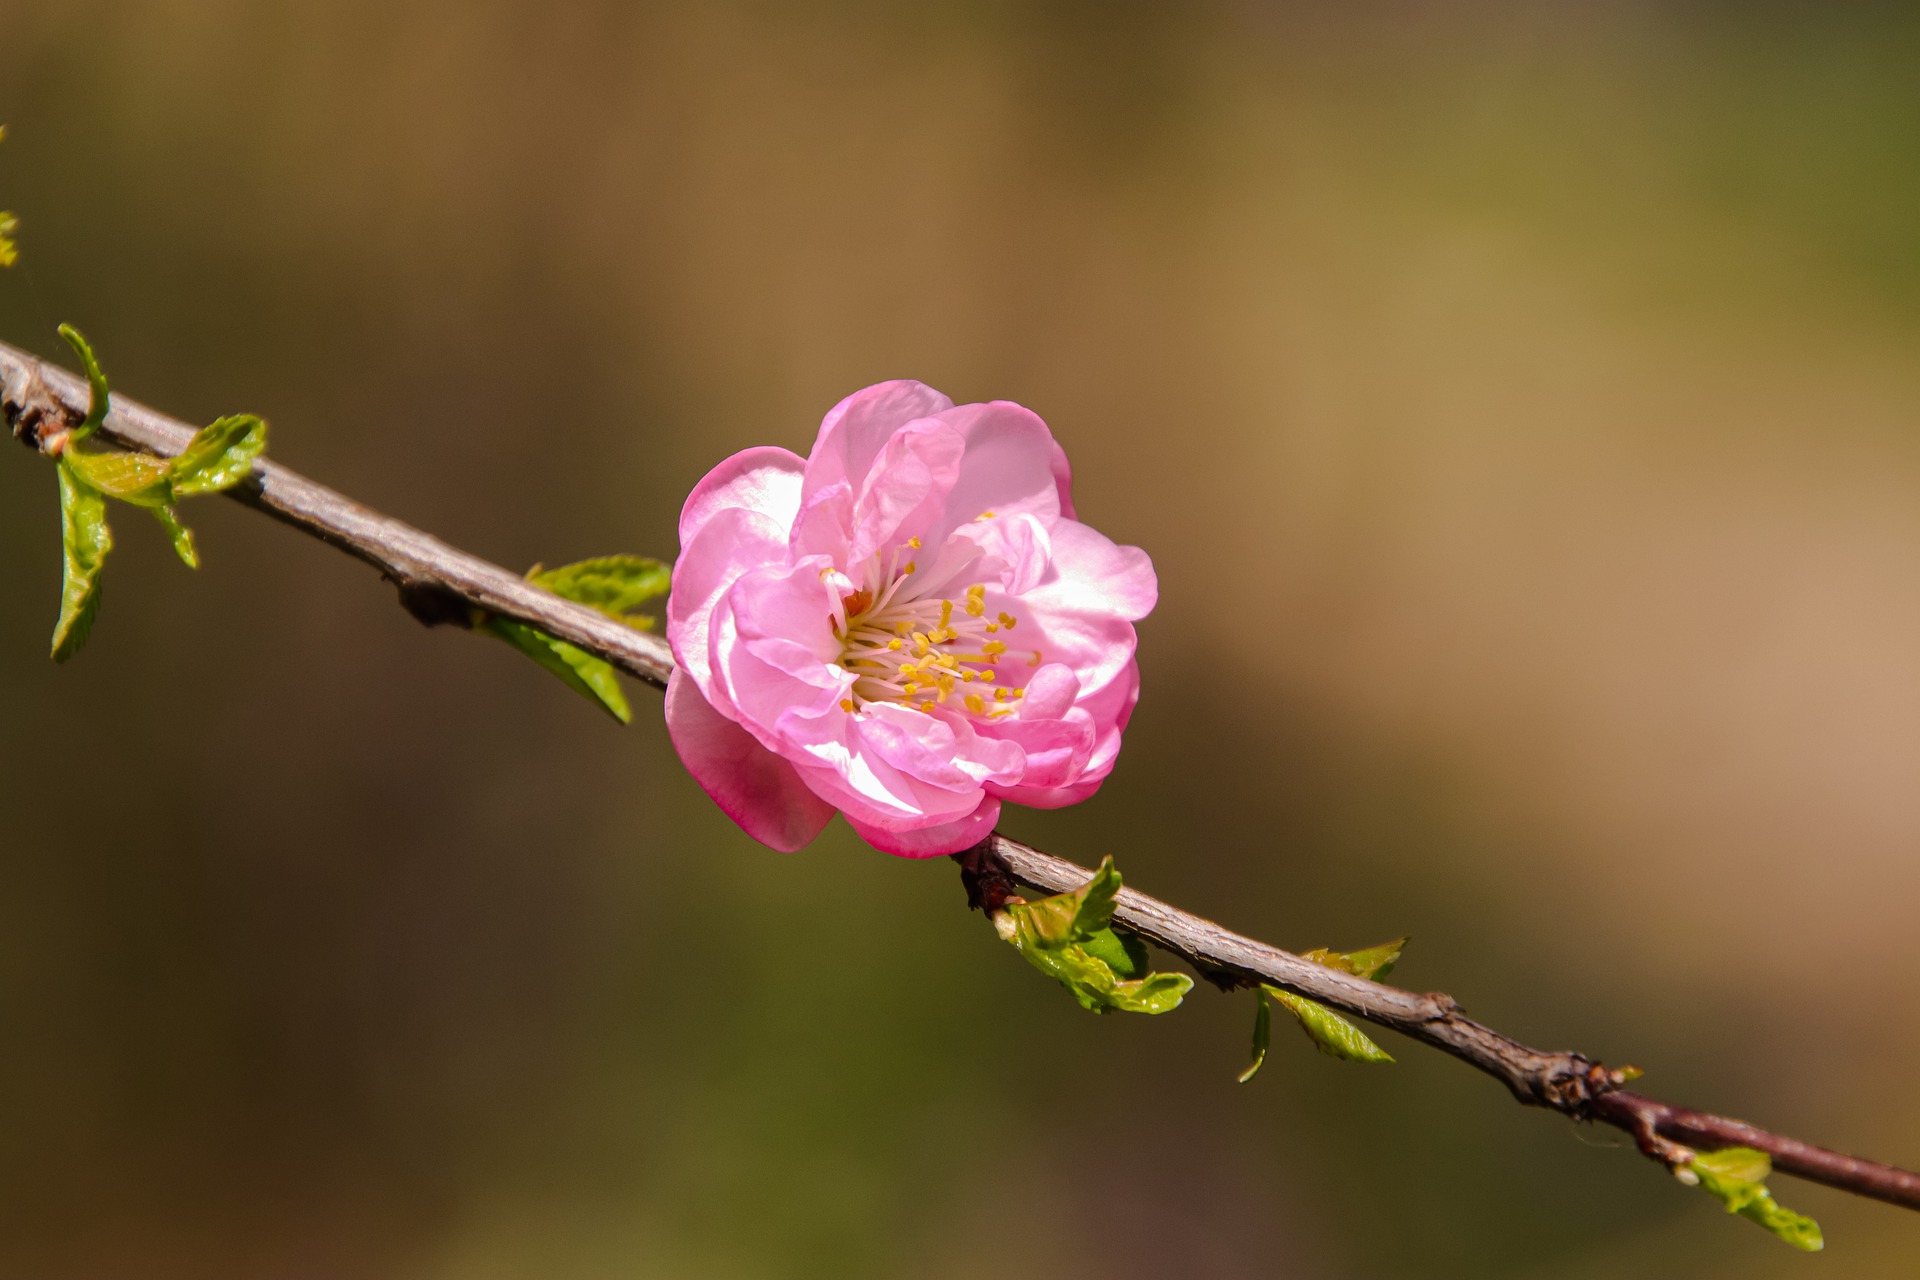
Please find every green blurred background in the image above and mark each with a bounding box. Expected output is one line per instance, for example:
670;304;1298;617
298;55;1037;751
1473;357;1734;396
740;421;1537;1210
2;2;1918;1275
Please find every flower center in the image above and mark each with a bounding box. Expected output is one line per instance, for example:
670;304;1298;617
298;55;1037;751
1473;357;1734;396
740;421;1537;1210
828;540;1042;718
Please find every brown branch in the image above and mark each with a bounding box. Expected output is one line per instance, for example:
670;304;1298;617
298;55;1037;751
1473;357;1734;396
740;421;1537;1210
4;336;1916;1215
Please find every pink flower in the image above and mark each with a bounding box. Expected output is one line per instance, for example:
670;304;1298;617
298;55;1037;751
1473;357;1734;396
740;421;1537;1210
665;381;1156;858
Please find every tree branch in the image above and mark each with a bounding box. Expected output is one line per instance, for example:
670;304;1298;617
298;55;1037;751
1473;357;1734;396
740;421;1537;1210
5;336;1916;1215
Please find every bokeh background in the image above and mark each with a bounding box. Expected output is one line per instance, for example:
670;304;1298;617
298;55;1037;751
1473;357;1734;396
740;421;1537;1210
2;2;1918;1275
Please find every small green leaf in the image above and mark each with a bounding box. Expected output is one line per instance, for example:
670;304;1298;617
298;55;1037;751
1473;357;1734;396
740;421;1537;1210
1685;1147;1823;1252
1080;924;1149;980
529;555;669;628
1239;988;1274;1083
481;616;632;724
1264;986;1395;1064
170;414;267;496
1301;936;1408;983
56;325;110;442
997;858;1194;1016
151;505;198;568
1;125;16;267
63;449;175;507
52;460;112;662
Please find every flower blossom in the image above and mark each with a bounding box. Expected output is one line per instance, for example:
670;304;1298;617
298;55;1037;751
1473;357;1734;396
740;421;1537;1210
665;381;1155;857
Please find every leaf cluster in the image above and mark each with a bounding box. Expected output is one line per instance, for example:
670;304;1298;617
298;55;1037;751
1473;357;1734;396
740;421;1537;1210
478;555;670;723
47;326;266;661
998;857;1194;1014
1240;937;1406;1080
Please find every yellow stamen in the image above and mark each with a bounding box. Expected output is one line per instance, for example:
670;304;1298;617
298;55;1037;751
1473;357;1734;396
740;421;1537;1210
982;640;1007;657
840;699;856;713
985;622;998;633
902;561;917;575
998;612;1017;628
939;600;953;629
907;536;921;549
994;688;1010;701
903;682;920;695
887;638;903;651
965;694;986;714
978;670;997;684
920;701;936;713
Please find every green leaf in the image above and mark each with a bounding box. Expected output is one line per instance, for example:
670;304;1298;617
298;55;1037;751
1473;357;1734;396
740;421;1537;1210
170;414;267;496
62;449;175;507
56;324;110;442
998;858;1194;1015
481;616;632;724
1239;988;1274;1083
1301;936;1408;983
1080;924;1149;980
151;505;198;568
1264;986;1395;1064
1;125;16;267
51;460;112;662
528;555;670;628
1684;1147;1823;1252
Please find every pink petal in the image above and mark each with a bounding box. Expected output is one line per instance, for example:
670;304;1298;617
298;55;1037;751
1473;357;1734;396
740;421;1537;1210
665;669;836;853
1049;439;1077;521
846;796;1002;859
789;480;854;562
678;446;807;550
667;506;794;699
849;421;965;563
921;400;1068;548
705;581;845;752
1028;519;1157;623
803;381;955;504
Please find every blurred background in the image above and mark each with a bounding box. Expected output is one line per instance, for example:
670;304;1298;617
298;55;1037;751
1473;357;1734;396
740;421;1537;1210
2;1;1918;1275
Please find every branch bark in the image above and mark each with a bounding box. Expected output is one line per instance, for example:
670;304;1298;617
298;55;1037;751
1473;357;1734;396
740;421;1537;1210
5;336;1916;1214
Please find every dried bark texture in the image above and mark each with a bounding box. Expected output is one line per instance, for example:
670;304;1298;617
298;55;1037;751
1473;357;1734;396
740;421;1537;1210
4;336;1915;1212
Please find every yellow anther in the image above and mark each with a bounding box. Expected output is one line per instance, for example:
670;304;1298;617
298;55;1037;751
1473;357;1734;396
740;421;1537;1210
902;561;917;575
994;688;1010;701
903;682;919;695
982;640;1007;657
936;674;955;695
920;700;936;713
907;536;921;549
967;584;986;599
998;612;1017;629
984;622;998;633
966;601;986;618
965;694;986;714
913;634;931;657
939;600;953;628
961;671;976;683
976;510;996;520
978;670;996;683
1028;650;1043;666
839;699;856;713
887;638;903;651
1011;688;1025;699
